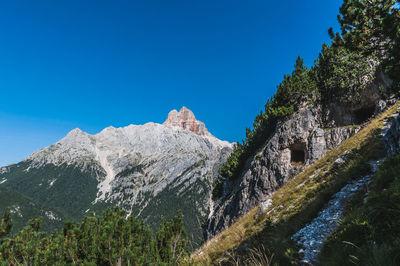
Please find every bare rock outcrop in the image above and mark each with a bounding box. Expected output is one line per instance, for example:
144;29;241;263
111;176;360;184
205;104;359;238
163;106;210;136
381;104;400;156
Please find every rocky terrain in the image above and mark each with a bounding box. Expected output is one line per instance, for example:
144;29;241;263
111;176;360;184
205;103;360;238
204;50;396;237
293;105;400;264
163;106;211;136
0;107;232;243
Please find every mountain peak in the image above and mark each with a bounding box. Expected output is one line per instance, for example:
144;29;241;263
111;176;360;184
163;106;210;136
66;128;85;137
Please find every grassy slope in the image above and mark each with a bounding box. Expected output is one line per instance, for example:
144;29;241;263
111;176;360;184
192;101;400;265
319;153;400;265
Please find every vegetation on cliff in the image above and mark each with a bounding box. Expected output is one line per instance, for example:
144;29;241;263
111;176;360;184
194;97;400;265
215;57;318;197
214;0;400;198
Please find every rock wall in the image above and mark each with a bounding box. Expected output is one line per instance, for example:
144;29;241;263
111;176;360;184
163;106;210;136
382;105;400;156
205;104;359;238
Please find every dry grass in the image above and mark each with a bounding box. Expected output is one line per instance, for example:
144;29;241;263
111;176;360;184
191;101;400;265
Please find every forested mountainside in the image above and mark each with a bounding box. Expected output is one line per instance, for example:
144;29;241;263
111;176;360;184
1;0;400;265
0;107;232;246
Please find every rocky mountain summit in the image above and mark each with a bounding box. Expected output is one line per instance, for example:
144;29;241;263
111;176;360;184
0;107;232;242
163;106;210;136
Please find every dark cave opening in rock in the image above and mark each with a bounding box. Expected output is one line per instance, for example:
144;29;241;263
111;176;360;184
290;143;306;165
353;105;376;124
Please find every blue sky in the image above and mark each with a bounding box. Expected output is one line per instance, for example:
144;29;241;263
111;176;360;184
0;0;342;166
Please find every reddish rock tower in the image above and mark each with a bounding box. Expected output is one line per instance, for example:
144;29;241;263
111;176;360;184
163;106;211;136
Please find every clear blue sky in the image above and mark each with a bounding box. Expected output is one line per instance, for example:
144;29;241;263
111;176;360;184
0;0;342;166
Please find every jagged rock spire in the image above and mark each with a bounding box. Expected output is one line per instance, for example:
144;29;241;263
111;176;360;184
163;106;210;136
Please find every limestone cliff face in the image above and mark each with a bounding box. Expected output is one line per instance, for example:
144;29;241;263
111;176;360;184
205;103;359;238
163;106;210;136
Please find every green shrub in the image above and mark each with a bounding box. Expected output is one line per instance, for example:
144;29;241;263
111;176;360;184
0;207;189;264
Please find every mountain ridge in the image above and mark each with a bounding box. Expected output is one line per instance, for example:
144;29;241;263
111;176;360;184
0;107;233;244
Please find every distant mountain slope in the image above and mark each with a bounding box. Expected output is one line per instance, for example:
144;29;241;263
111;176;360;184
0;107;232;244
0;183;68;235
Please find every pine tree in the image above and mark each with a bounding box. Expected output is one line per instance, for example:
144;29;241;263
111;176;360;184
156;211;189;263
0;208;12;238
337;0;397;53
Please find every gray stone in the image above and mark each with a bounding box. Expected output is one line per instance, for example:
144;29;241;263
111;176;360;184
382;109;400;156
375;100;387;114
258;199;273;214
205;105;359;238
291;108;400;263
334;150;350;165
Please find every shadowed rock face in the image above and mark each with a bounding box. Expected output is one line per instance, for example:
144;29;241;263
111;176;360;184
205;104;359;239
163;106;210;136
323;63;393;127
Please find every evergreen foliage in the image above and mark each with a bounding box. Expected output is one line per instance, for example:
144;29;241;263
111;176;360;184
1;163;101;221
0;184;68;236
334;0;400;91
1;161;206;246
0;207;189;265
156;211;189;263
0;208;12;239
383;1;400;90
214;57;318;197
336;0;397;52
317;44;378;105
